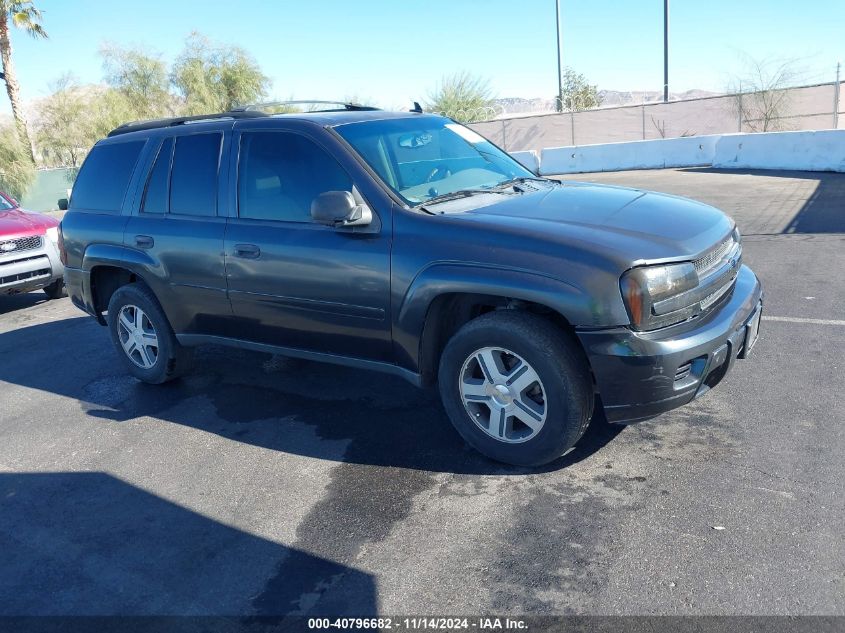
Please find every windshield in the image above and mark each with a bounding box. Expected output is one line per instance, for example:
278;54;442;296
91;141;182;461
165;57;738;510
0;195;14;211
334;117;535;205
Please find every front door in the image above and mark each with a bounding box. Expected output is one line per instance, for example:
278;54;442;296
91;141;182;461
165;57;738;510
223;128;392;361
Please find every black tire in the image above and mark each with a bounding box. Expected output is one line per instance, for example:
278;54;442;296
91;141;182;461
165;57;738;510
43;278;66;300
106;283;193;384
438;311;593;466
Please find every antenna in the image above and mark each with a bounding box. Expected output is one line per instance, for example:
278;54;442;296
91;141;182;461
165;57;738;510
410;101;423;113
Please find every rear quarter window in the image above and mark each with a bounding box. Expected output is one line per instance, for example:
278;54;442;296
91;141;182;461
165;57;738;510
70;140;145;212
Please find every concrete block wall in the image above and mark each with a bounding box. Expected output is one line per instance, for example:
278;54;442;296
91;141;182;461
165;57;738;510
522;129;845;176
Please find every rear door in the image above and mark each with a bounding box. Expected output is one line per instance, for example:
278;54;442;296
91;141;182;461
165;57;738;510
223;124;392;361
124;125;233;336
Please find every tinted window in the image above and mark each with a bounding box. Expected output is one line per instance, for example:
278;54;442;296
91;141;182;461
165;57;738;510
238;132;352;222
0;195;13;210
141;138;173;214
71;141;145;212
169;133;221;216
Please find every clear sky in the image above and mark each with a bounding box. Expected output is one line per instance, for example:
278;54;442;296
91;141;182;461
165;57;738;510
4;0;844;113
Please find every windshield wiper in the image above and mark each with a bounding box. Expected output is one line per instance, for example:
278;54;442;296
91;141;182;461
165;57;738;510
418;188;512;211
494;176;555;191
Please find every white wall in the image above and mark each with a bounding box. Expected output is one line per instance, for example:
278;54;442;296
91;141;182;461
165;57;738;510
509;150;540;173
527;129;845;175
713;130;845;172
539;136;720;176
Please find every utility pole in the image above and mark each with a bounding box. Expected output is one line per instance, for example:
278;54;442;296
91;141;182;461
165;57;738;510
834;62;841;129
663;0;669;103
556;0;564;112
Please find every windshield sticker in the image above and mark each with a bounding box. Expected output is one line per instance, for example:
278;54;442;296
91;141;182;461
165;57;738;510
445;123;486;144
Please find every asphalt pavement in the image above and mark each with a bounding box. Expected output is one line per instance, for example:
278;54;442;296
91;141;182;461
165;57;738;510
0;168;842;616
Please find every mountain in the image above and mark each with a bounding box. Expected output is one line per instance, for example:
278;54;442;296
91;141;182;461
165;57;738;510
494;89;720;118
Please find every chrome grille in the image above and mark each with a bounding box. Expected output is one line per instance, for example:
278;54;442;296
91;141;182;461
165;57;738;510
694;235;735;276
699;277;735;310
690;232;742;316
0;235;42;254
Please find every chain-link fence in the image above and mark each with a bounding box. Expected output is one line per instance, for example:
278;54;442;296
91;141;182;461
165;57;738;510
469;81;844;153
427;104;505;123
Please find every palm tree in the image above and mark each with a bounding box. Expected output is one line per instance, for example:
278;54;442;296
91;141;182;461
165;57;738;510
0;0;46;162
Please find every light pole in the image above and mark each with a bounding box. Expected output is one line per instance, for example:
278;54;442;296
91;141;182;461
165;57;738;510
663;0;669;103
555;0;563;112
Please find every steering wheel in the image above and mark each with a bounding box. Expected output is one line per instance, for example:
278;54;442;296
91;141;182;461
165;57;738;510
426;165;452;183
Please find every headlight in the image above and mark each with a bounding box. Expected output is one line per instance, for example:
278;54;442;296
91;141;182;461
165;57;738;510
621;262;700;331
45;227;59;243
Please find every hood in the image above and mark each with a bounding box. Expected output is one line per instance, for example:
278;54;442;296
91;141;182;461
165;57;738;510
0;207;58;239
459;182;734;263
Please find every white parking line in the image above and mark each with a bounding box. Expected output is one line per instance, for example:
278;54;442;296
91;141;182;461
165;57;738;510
763;316;845;326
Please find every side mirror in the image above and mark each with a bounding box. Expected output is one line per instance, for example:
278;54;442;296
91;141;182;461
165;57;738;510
310;191;372;227
57;198;69;211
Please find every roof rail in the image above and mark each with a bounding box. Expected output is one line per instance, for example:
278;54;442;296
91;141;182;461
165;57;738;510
232;100;381;113
107;110;267;137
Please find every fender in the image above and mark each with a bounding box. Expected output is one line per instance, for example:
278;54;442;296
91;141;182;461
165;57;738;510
80;244;164;324
393;261;625;372
82;243;160;275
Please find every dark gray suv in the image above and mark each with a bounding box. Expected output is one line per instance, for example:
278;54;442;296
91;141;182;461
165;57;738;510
59;103;763;466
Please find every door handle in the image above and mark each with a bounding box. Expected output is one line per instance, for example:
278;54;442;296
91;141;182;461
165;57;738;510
234;243;261;259
135;235;154;249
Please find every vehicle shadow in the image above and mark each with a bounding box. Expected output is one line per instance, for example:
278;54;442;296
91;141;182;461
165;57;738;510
0;316;623;475
0;471;376;616
0;291;48;315
680;168;845;234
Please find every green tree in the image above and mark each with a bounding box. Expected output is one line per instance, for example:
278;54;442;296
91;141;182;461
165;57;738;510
36;75;134;172
557;67;602;112
101;43;171;119
0;123;34;198
425;71;496;123
0;0;47;162
171;32;269;114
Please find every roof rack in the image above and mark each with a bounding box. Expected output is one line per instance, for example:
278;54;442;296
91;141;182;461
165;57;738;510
107;100;383;137
107;110;267;137
232;100;381;113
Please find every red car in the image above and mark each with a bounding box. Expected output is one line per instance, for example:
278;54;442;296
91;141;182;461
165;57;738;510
0;190;65;299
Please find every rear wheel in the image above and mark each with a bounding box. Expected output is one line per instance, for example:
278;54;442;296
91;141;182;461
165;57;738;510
107;283;193;384
43;279;66;300
438;311;593;466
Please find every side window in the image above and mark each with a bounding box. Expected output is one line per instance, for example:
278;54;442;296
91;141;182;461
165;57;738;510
169;133;222;216
141;138;173;214
238;132;352;223
70;140;145;212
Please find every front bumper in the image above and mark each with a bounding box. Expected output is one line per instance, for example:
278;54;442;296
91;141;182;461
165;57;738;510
0;235;64;295
577;264;763;423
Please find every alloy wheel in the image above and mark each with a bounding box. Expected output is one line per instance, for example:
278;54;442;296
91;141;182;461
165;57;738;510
117;304;159;369
458;347;548;443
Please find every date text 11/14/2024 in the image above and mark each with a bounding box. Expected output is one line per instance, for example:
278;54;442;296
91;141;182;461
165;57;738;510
307;617;528;630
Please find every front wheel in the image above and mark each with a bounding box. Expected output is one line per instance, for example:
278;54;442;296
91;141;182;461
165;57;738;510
106;283;193;384
438;311;593;466
43;278;66;300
